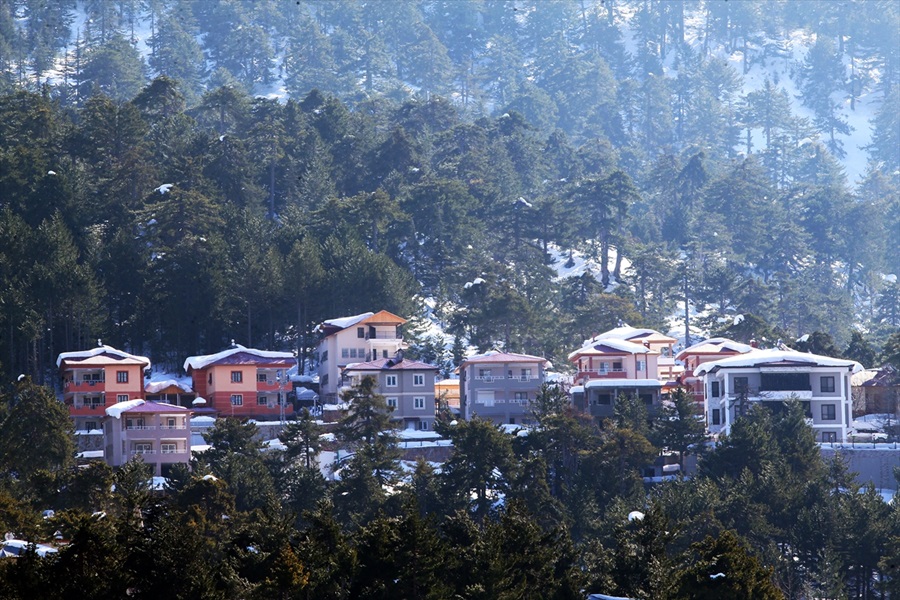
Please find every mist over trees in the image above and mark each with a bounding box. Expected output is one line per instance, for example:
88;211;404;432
0;0;897;382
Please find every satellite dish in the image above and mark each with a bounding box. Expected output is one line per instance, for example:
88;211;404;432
192;397;207;406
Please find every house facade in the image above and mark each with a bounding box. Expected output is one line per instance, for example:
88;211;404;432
675;337;753;407
103;400;191;476
591;326;681;382
459;351;549;424
314;310;407;402
57;345;151;431
696;349;862;443
569;335;663;419
342;355;440;430
184;344;296;419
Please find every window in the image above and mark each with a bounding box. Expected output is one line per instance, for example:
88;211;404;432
166;418;176;429
760;373;809;392
514;392;528;403
382;350;388;358
116;370;128;383
636;360;646;372
133;443;152;454
386;397;398;409
258;396;269;406
476;391;495;407
821;404;836;421
413;374;425;386
595;393;612;405
117;394;128;403
599;362;609;374
822;431;837;443
230;394;243;406
414;397;425;409
208;373;213;385
84;421;97;431
231;371;243;383
385;375;398;387
357;327;365;338
358;348;366;358
820;376;835;393
711;381;720;398
734;376;749;393
257;373;267;383
478;369;492;378
612;361;623;371
126;418;144;429
520;368;531;381
321;350;328;363
418;421;429;431
321;374;329;385
161;443;177;454
711;409;721;425
640;393;654;405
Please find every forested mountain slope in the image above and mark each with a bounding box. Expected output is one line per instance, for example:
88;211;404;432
0;0;897;382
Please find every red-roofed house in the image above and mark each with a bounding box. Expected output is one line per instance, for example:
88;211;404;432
57;345;151;431
314;310;407;402
103;400;191;476
459;351;550;424
342;354;440;430
183;344;295;419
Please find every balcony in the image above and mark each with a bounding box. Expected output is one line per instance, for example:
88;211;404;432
366;331;400;340
130;449;156;455
126;425;156;430
474;375;506;383
507;375;540;382
726;387;813;400
65;380;106;393
577;370;628;381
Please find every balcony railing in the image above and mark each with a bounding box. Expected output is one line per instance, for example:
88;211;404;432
366;331;400;340
507;375;540;381
475;375;506;382
131;449;155;455
160;425;187;430
126;425;156;430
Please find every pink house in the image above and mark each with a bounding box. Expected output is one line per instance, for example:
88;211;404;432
57;344;150;431
184;344;296;419
103;400;192;477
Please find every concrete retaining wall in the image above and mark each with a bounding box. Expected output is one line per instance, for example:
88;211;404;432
820;445;900;490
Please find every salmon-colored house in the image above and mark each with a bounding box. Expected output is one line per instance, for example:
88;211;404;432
58;345;151;431
183;344;296;419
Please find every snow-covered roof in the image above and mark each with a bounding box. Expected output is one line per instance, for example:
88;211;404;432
568;338;655;360
675;337;754;361
145;377;193;394
584;379;662;389
183;344;294;371
57;345;150;368
105;399;145;418
104;400;189;419
461;351;550;367
320;312;374;330
694;349;863;376
590;326;676;344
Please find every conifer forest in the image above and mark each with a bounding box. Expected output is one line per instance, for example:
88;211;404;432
0;1;899;598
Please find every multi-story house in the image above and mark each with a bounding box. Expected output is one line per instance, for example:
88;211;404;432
568;335;662;419
589;326;681;382
459;351;549;425
103;400;191;476
696;349;862;443
58;345;151;431
184;344;296;419
342;354;440;430
675;337;753;407
314;310;407;402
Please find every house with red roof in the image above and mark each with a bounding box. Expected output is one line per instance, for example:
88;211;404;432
314;310;407;402
183;344;295;419
459;351;550;424
342;354;440;430
103;400;191;476
57;344;151;431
